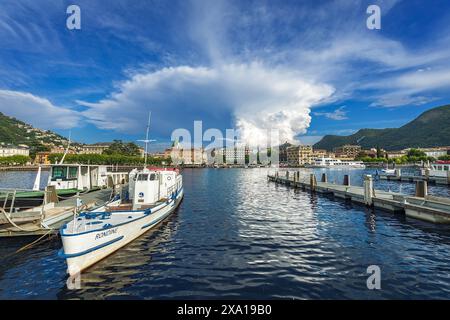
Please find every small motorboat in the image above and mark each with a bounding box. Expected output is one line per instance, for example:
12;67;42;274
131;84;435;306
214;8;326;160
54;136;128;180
381;168;396;175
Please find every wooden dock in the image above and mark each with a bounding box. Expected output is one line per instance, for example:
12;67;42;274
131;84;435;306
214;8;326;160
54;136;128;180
378;170;450;185
268;171;450;224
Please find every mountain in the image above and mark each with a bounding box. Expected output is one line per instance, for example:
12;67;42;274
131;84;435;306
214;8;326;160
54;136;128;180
0;112;69;156
314;104;450;151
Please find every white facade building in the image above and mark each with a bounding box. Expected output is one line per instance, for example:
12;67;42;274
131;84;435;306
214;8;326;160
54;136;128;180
0;144;30;157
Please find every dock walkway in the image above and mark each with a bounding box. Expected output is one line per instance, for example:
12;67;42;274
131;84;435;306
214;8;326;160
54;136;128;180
0;188;114;237
268;171;450;224
379;173;450;185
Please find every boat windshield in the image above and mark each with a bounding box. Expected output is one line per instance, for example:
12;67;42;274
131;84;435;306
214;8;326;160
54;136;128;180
52;166;67;179
137;174;149;181
68;167;78;179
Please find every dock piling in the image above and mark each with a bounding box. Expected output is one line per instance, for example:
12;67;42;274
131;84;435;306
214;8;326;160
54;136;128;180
363;175;374;206
310;174;317;191
343;175;350;186
321;173;327;183
415;180;428;198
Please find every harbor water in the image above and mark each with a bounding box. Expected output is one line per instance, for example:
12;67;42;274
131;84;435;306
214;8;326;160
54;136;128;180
1;168;450;299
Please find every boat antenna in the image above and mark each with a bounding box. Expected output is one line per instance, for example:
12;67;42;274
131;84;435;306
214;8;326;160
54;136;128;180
60;130;72;164
137;112;156;169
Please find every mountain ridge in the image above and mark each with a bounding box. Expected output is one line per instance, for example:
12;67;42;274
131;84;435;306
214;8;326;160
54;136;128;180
0;112;69;156
314;104;450;151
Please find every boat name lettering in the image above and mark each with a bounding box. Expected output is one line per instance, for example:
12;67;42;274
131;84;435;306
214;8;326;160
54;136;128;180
95;228;118;240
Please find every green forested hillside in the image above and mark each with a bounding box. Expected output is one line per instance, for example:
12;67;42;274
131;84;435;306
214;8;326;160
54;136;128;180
0;112;68;156
314;105;450;151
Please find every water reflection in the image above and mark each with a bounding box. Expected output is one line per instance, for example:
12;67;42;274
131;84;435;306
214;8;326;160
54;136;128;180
0;168;450;299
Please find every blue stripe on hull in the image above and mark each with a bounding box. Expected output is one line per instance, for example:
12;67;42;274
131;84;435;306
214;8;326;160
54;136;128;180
59;236;124;259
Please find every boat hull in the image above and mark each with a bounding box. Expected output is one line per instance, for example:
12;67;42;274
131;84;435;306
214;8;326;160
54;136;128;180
60;189;183;276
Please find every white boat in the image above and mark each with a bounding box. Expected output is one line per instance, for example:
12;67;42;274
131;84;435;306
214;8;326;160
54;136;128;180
59;167;183;276
307;157;366;168
421;161;450;178
381;168;396;175
59;112;184;276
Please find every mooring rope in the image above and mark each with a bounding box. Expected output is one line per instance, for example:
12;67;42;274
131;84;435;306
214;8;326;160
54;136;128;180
15;228;55;253
0;207;41;232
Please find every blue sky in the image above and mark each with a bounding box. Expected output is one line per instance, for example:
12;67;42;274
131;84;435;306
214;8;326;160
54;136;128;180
1;0;450;150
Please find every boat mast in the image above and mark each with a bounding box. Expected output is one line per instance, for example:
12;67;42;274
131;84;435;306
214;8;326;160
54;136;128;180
137;112;155;169
144;112;151;167
60;131;72;164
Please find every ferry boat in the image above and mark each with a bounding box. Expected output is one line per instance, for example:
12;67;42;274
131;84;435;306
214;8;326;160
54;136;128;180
307;157;366;168
59;166;183;275
421;160;450;178
59;112;184;276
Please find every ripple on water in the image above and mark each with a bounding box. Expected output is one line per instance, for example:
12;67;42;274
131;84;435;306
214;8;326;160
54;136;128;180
0;168;450;299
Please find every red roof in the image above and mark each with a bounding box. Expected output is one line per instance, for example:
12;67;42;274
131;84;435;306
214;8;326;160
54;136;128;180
147;166;179;173
435;160;450;164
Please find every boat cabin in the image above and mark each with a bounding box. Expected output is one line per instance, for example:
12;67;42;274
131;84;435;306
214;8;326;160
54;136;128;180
128;168;182;210
422;161;450;178
47;164;109;190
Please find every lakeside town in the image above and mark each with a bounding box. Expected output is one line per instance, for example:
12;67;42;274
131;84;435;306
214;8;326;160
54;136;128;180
1;139;450;168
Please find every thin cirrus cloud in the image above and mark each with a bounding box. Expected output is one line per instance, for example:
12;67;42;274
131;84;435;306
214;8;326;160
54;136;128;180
314;106;348;121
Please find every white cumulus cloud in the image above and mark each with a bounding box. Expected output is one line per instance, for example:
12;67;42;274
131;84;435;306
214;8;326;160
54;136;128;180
0;90;81;129
80;62;334;146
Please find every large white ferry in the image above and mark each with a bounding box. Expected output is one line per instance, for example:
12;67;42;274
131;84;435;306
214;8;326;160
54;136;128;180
307;157;366;168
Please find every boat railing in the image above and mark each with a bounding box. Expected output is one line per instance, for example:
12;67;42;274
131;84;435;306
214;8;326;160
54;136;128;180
0;187;56;213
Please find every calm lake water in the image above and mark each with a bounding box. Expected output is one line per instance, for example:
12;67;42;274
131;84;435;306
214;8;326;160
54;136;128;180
1;168;450;299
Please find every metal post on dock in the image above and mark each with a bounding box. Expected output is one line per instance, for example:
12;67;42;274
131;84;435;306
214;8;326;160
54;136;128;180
415;180;428;198
286;171;290;180
363;175;374;206
321;173;327;183
296;171;300;183
343;175;350;186
310;174;317;191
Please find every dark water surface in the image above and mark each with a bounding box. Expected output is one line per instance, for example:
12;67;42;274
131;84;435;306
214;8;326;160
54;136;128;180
1;168;450;299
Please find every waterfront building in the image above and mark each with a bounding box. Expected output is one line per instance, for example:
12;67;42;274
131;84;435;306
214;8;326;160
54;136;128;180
0;144;30;157
169;147;206;165
312;149;327;158
279;142;295;164
34;152;51;165
386;150;407;159
214;146;249;164
287;145;313;165
418;147;450;158
139;147;145;158
333;145;362;159
79;143;111;155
